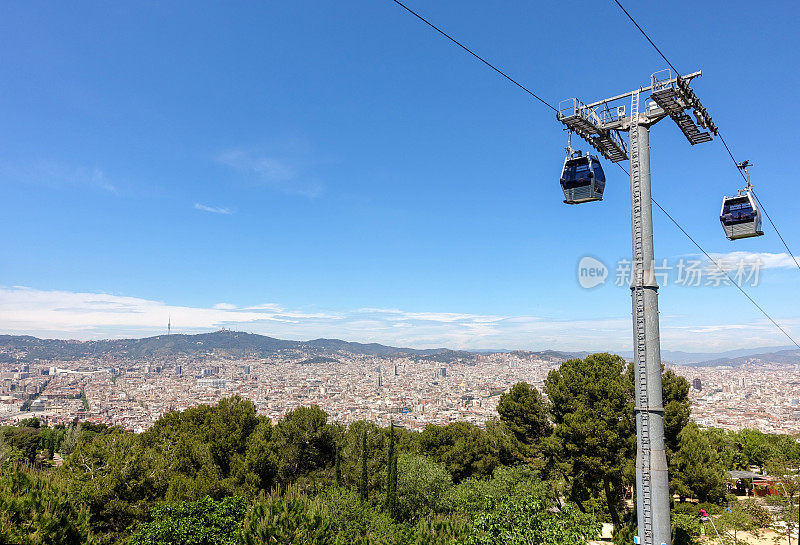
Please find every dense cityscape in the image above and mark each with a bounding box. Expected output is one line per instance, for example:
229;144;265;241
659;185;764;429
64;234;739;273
3;331;798;436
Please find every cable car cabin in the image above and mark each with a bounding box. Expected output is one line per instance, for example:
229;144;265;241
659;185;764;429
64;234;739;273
719;192;764;240
560;152;605;204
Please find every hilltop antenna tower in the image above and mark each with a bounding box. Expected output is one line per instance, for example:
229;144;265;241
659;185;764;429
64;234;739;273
557;69;717;545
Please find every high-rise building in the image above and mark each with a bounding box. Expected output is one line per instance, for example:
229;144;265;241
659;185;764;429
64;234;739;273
692;378;702;391
440;367;447;378
197;378;226;389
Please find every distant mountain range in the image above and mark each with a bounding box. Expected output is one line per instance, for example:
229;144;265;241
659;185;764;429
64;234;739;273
0;331;461;362
0;331;580;364
0;330;795;367
688;348;800;367
655;346;799;365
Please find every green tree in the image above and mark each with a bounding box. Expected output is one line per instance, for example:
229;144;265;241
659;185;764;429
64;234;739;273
661;370;691;457
17;417;40;429
268;405;336;486
0;465;90;545
670;423;727;503
336;421;387;497
241;419;277;494
142;396;261;488
129;496;246;545
735;429;775;472
1;426;41;465
334;444;342;488
544;353;634;527
239;491;332;545
715;502;760;545
463;496;599;545
394;452;453;522
359;428;369;502
59;424;81;456
318;486;410;544
497;382;552;448
671;512;701;545
385;422;398;514
64;432;162;543
418;422;503;482
38;427;62;460
705;428;745;470
412;515;472;545
445;465;550;516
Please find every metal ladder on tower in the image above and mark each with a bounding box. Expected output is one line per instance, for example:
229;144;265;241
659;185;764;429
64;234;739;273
630;89;653;545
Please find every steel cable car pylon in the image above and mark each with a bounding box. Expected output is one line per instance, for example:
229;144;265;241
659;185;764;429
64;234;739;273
628;90;669;545
557;69;715;545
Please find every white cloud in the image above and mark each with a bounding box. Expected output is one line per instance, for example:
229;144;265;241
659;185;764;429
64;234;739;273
707;252;799;270
2;287;793;353
659;319;798;353
0;287;333;338
215;148;324;198
194;203;233;215
0;162;116;192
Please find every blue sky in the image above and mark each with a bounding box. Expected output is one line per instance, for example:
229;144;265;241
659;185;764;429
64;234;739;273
1;0;798;352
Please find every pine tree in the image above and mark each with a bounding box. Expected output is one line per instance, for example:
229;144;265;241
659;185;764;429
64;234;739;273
386;421;396;513
334;443;342;487
359;429;368;502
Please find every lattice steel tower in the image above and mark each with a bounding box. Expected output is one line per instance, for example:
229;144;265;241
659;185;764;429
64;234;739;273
557;69;717;545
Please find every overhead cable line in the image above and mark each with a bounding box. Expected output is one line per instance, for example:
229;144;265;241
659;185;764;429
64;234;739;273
389;0;556;112
610;0;678;76
653;197;800;350
610;0;800;273
390;0;800;347
751;190;800;270
718;133;748;184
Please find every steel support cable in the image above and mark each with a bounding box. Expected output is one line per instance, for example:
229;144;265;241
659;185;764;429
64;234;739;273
751;189;800;270
389;0;557;112
390;0;800;349
610;0;679;76
610;0;800;273
614;163;800;350
718;133;748;184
